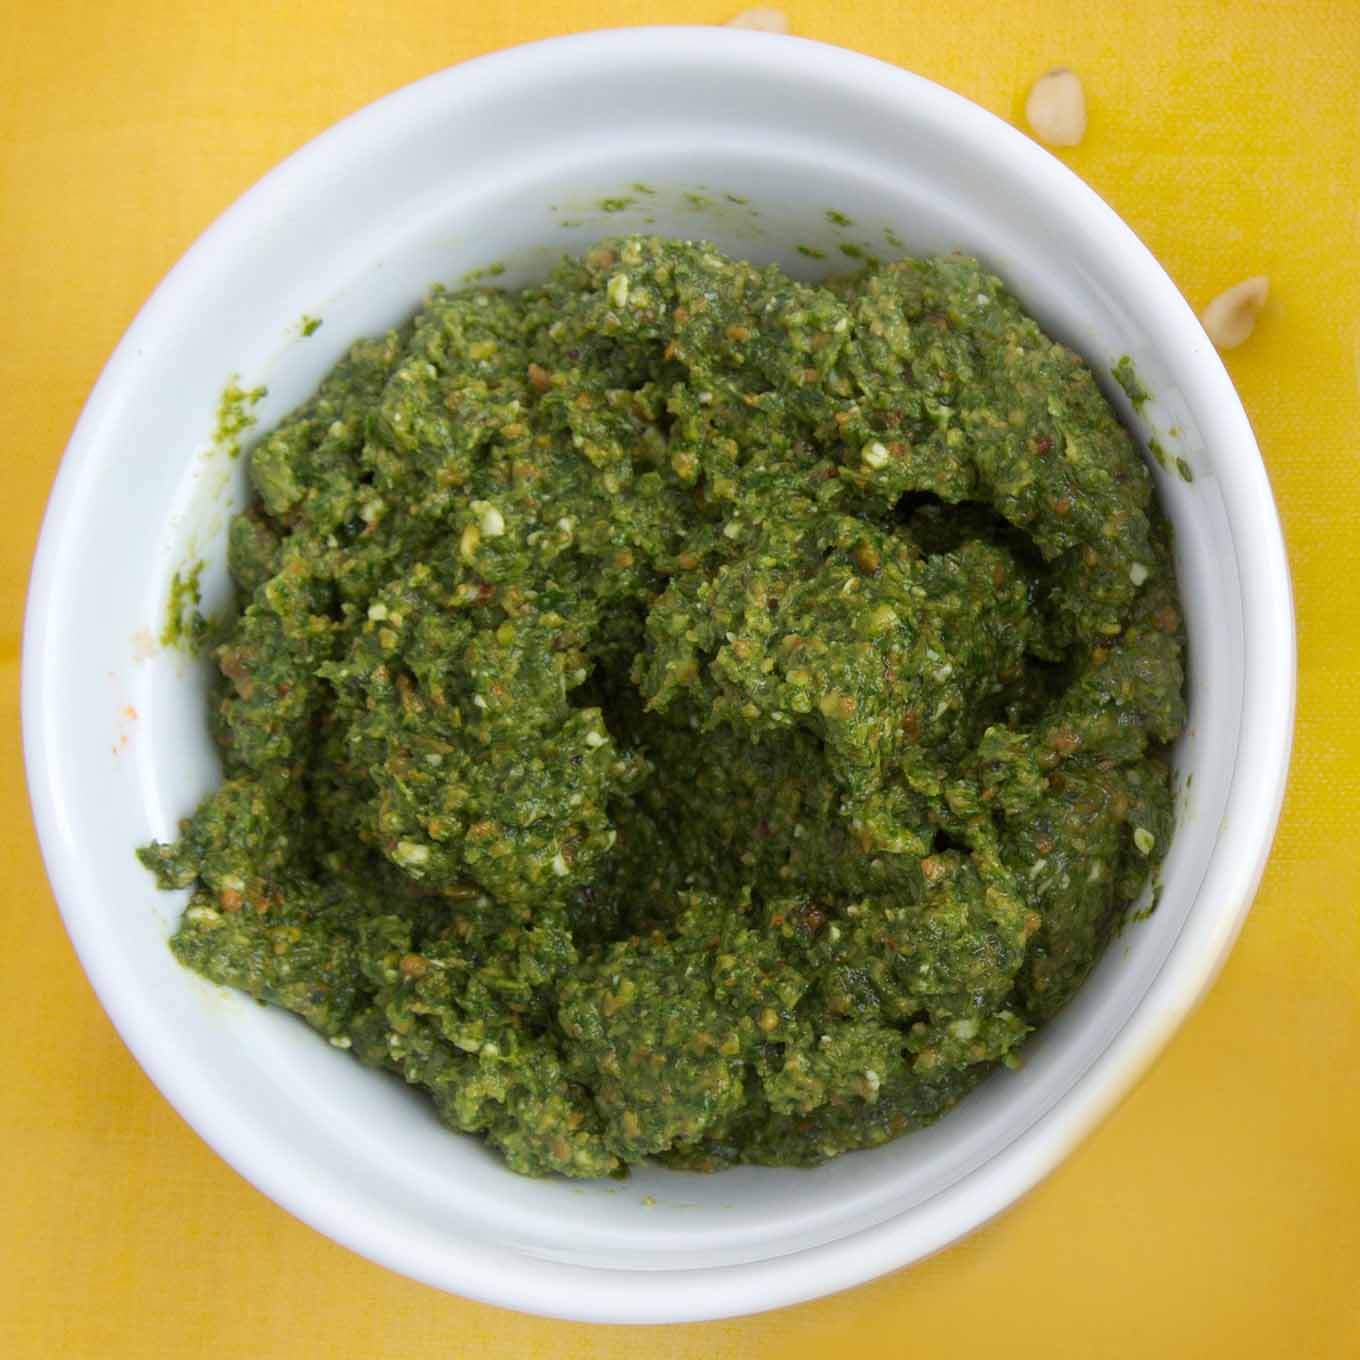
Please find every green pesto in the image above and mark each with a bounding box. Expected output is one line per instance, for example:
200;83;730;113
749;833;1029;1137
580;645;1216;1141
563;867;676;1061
301;315;323;337
1147;435;1169;469
161;559;207;650
598;197;636;213
215;378;267;460
826;210;854;227
140;236;1186;1179
1175;455;1195;483
796;245;828;260
1112;355;1150;411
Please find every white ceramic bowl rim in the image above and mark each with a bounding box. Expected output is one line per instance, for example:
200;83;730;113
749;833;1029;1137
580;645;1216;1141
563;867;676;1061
24;27;1294;1323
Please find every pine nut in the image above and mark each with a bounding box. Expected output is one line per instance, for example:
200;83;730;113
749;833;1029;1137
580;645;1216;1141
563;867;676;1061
1199;276;1269;350
1025;68;1087;147
726;8;789;33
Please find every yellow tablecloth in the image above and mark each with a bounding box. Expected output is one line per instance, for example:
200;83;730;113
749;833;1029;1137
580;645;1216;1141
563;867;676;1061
4;3;1358;1354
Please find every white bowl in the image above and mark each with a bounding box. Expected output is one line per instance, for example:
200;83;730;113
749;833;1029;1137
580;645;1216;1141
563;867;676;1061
24;27;1294;1323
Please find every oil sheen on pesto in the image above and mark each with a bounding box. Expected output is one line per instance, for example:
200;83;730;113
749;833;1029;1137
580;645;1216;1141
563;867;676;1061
140;237;1186;1178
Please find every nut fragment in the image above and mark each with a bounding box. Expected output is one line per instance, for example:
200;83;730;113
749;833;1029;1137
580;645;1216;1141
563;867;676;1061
1025;68;1087;147
726;7;789;33
1199;276;1269;350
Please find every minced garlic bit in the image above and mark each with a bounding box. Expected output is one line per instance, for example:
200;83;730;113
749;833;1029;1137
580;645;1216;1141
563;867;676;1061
472;500;506;538
1199;276;1269;351
725;7;789;33
394;840;431;867
1025;68;1087;148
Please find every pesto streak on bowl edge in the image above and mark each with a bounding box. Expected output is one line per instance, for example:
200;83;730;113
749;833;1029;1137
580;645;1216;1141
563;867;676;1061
140;237;1186;1178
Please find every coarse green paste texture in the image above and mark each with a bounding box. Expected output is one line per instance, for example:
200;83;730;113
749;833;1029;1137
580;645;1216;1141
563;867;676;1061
140;237;1186;1177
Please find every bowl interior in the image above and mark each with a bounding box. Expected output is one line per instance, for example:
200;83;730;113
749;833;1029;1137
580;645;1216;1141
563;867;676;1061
25;29;1286;1320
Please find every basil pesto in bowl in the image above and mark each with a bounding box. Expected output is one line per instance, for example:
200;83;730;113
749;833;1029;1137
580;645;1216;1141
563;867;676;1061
138;237;1184;1178
25;29;1292;1322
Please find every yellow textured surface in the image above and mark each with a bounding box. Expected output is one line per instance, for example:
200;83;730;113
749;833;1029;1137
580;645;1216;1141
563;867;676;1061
4;2;1358;1355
